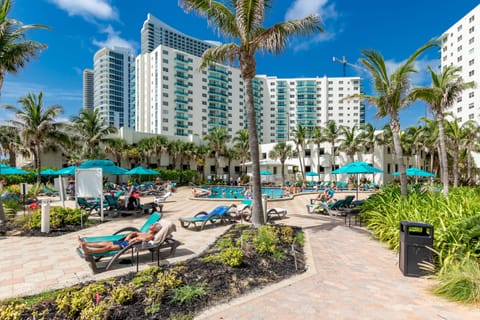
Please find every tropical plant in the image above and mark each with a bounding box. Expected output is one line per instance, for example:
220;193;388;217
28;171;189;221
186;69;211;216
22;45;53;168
291;124;308;180
3;91;66;183
0;125;20;166
233;129;249;176
203;126;229;177
69;108;117;160
104;138;129;167
268;141;294;187
0;0;49;94
321;120;342;177
182;0;322;225
355;40;437;196
308;126;324;174
357;123;377;165
411;65;475;196
338;125;361;162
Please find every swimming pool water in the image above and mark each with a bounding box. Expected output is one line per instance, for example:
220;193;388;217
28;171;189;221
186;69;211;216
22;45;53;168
200;186;285;199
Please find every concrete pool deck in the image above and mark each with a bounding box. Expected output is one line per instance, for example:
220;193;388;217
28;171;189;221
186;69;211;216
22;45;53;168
1;187;479;319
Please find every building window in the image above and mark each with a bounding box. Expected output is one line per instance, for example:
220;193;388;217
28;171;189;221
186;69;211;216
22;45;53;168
469;59;475;66
469;92;474;98
469;114;474;119
458;56;463;62
469;37;475;44
469;103;474;109
469;70;475;77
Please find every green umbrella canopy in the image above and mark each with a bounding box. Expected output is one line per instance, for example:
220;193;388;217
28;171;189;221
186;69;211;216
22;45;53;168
125;166;159;175
55;166;77;176
0;164;29;175
332;161;383;174
40;169;58;176
79;160;128;175
393;167;435;177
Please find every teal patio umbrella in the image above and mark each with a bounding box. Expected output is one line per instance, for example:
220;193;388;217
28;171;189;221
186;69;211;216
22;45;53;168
332;161;383;200
260;170;272;175
55;166;77;176
0;164;29;175
393;167;435;177
306;171;319;182
79;160;127;175
40;169;58;176
125;166;159;175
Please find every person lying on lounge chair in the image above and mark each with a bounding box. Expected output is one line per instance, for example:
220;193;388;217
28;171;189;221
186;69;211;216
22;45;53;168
78;223;161;255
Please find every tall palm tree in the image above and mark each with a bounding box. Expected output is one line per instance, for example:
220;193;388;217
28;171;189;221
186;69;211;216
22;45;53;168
223;147;239;182
460;120;480;183
268;141;293;187
182;0;322;225
419;117;439;174
3;91;65;183
204;127;229;177
445;118;473;187
356;41;437;196
322;120;342;178
233;129;249;176
309;126;323;174
193;144;210;182
104;138;128;167
291;124;308;180
338;125;361;162
411;65;475;196
70;108;117;160
0;125;20;166
358;123;377;165
0;0;49;95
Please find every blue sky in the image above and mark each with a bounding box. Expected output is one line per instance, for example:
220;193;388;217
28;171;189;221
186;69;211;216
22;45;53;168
1;0;478;129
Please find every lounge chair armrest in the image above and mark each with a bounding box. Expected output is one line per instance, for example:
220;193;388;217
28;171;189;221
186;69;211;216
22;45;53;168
114;227;140;234
194;211;208;217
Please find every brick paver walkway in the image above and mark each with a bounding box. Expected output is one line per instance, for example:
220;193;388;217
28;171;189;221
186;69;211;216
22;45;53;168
1;187;479;319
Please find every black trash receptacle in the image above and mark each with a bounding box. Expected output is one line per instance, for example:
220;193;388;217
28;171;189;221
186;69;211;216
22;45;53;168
399;221;434;277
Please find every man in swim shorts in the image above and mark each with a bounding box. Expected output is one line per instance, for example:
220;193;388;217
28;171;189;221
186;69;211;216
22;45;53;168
78;223;161;255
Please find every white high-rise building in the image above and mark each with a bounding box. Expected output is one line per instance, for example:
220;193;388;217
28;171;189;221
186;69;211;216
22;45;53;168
135;45;363;142
441;4;480;124
82;69;94;110
93;47;135;128
140;13;215;55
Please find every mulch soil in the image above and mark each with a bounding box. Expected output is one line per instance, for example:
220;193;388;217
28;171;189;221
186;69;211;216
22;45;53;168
4;224;306;319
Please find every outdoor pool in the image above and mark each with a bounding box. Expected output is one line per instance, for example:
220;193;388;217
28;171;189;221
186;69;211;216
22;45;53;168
199;186;285;199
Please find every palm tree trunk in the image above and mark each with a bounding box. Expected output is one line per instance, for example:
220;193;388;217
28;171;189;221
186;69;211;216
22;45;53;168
241;55;264;225
281;161;285;187
35;145;42;185
390;116;408;197
453;148;459;187
437;115;449;196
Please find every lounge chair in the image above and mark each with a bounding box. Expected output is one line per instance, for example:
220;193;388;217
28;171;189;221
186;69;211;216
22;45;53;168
229;199;253;220
266;207;288;221
77;197;103;215
77;214;181;273
306;197;351;216
154;191;172;203
179;205;236;231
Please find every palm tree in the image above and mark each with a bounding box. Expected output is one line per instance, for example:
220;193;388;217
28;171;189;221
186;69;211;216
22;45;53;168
419;117;439;174
104;138;129;167
233;129;249;176
0;125;20;166
356;41;437;197
291;124;308;180
182;0;322;225
204;127;229;177
309;126;323;174
445;118;474;187
70;108;117;160
411;65;475;196
322;120;342;178
193;144;210;182
338;126;361;162
460;120;480;183
357;123;377;165
223;147;239;183
3;91;65;183
268;142;293;187
0;0;49;95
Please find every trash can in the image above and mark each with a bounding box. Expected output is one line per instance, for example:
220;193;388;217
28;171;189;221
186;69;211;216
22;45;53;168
399;221;433;277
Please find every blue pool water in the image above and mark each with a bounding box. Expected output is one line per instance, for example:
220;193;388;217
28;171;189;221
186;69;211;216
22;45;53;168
200;186;285;199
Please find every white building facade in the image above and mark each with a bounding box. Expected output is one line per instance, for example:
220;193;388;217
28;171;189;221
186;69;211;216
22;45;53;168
82;69;94;110
93;47;135;128
441;4;480;124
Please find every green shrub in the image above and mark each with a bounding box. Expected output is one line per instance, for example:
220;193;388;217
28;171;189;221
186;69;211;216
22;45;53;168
254;225;279;256
170;282;207;304
220;247;243;267
21;206;86;230
434;257;480;303
0;302;26;320
56;283;108;317
110;284;135;305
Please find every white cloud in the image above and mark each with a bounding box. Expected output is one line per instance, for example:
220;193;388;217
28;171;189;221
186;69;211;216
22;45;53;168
285;0;340;51
384;57;440;87
92;25;137;53
49;0;117;21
